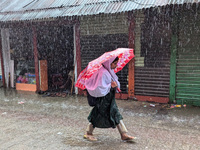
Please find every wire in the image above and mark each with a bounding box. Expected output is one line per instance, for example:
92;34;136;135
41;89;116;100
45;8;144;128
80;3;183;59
129;0;156;6
23;0;39;8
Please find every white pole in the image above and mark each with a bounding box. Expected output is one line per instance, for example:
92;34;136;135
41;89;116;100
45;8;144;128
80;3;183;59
73;25;78;94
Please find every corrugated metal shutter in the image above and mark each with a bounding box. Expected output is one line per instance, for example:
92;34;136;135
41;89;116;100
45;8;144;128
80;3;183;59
175;7;200;106
176;52;200;105
135;67;170;97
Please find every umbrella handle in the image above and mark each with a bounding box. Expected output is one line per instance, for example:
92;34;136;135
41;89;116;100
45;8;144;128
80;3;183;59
117;87;121;93
111;80;121;93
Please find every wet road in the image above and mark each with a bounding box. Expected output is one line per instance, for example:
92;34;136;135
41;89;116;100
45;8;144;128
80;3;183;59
0;88;200;150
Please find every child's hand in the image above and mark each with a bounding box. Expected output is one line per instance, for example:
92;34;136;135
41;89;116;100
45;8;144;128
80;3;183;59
111;81;117;88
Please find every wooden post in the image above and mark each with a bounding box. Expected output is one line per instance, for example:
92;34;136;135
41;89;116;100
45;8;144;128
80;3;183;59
32;26;40;92
39;60;48;91
128;11;135;98
74;21;82;95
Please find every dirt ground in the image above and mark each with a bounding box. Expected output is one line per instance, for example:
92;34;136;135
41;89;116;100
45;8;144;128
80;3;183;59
0;88;200;150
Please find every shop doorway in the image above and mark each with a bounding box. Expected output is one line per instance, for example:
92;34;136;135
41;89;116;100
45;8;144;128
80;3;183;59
37;25;74;93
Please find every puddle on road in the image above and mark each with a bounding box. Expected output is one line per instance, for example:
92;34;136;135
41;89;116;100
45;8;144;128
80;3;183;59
0;88;200;137
1;88;200;150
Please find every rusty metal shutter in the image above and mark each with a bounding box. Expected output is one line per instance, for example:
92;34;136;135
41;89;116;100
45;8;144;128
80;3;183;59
175;7;200;106
135;64;170;97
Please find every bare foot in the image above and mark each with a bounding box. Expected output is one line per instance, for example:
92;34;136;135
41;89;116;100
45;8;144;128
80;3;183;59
121;134;136;141
83;134;97;141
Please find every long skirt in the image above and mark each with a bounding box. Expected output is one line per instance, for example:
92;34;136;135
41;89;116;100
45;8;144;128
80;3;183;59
88;88;123;128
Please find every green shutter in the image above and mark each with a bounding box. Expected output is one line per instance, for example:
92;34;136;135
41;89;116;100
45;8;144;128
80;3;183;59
176;53;200;106
175;8;200;106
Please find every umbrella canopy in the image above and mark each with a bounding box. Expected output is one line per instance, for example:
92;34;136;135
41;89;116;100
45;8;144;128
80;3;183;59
75;48;134;90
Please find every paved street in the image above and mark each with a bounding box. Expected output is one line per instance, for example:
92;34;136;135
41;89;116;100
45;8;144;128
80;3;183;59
0;88;200;150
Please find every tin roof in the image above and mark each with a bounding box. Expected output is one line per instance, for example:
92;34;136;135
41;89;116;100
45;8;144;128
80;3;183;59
0;0;199;22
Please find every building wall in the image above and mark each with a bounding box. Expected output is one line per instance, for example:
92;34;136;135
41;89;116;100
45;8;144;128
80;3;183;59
80;13;128;36
80;13;129;92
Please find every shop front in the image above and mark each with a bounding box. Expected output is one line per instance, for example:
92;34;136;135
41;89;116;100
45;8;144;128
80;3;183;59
1;22;75;93
36;25;74;93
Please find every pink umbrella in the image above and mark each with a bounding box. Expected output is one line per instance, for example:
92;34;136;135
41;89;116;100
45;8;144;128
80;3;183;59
75;48;134;90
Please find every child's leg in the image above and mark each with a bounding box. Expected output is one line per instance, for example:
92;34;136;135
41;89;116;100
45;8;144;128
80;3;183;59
86;123;94;135
117;120;136;141
84;123;97;141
